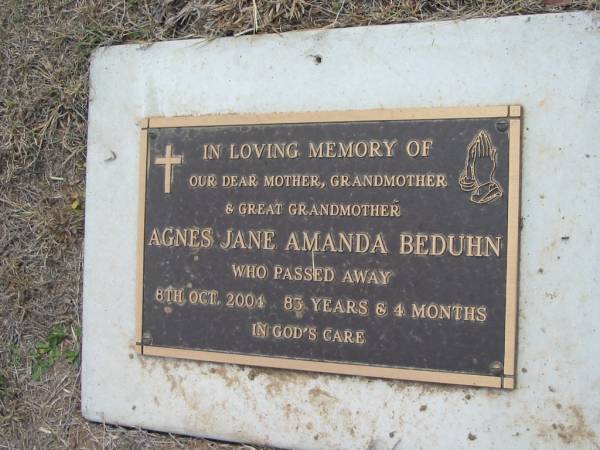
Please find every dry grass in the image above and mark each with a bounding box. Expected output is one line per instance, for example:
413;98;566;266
0;0;597;448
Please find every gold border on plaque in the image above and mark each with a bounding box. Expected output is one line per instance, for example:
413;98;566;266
135;106;522;389
135;118;149;352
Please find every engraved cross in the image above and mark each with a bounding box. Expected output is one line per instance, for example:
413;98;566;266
155;144;183;194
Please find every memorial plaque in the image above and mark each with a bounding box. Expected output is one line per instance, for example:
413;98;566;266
135;106;521;389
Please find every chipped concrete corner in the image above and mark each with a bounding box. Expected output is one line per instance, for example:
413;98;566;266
82;12;600;450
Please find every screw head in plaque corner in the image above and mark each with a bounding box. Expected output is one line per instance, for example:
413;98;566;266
142;332;153;346
495;119;509;133
489;360;504;375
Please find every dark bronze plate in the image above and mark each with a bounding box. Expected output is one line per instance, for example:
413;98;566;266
136;107;521;388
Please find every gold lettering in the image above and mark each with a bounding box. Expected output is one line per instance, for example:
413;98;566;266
308;141;324;158
464;306;476;321
476;306;488;322
285;231;387;254
329;173;448;188
274;265;335;282
412;303;426;319
189;174;217;187
383;140;398;156
422;139;433;156
453;305;464;320
308;140;397;159
398;233;502;257
399;234;414;254
430;234;446;256
220;229;276;250
231;263;268;279
147;227;212;248
222;174;257;187
415;234;428;255
229;142;299;159
406;140;420;157
252;322;269;338
486;236;503;257
466;235;483;257
448;235;464;256
322;327;366;344
264;174;322;187
409;303;488;322
439;304;452;320
148;228;161;246
203;144;221;160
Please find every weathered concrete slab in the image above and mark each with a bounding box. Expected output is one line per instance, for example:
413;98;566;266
83;12;600;449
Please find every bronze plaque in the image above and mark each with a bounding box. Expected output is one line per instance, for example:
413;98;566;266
136;106;521;389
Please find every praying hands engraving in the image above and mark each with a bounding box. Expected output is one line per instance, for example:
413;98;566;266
459;130;503;204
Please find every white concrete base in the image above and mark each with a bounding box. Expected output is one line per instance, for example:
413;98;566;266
83;12;600;449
